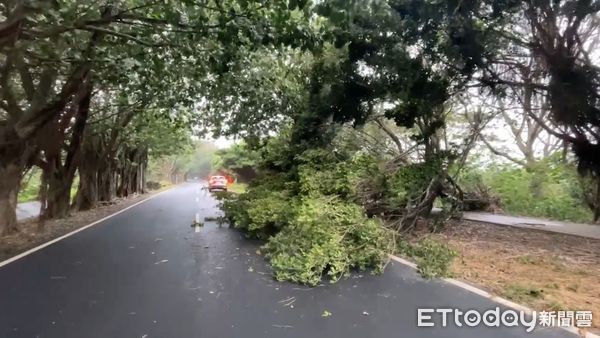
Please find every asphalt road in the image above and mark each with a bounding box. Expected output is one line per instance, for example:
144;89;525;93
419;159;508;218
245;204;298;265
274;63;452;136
462;211;600;240
0;183;575;338
16;201;41;221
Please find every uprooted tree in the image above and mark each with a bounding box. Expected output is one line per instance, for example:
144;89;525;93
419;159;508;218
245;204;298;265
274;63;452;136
207;0;600;284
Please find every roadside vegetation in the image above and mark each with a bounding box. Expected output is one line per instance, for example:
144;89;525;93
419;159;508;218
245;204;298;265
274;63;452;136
226;183;248;195
460;158;594;222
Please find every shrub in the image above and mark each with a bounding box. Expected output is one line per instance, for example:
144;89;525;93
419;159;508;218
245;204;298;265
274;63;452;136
263;196;394;286
219;192;251;229
398;237;456;279
146;181;161;190
219;171;294;236
245;191;297;239
470;160;593;222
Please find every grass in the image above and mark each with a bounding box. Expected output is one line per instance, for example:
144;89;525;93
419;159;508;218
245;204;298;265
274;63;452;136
18;169;79;203
18;169;41;203
502;283;545;303
227;182;248;194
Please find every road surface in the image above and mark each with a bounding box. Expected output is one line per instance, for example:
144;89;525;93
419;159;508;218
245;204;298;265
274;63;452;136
18;198;600;239
462;211;600;240
0;183;575;338
16;201;41;221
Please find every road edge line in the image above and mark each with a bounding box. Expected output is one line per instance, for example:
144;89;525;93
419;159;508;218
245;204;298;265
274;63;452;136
388;254;598;338
0;186;176;269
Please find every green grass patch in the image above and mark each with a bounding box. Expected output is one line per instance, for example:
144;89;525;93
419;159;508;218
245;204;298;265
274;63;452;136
502;283;545;303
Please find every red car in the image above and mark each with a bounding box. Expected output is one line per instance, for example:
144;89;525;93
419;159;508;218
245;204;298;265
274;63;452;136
208;175;228;192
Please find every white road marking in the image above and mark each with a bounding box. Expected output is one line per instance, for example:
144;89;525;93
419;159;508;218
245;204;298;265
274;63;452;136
195;213;200;224
195;226;200;233
0;187;176;269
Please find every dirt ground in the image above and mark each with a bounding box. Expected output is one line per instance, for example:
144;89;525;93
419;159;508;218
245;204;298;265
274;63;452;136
0;189;168;262
436;219;600;329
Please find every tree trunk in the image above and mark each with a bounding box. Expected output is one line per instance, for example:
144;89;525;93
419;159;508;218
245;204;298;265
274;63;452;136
0;124;31;235
117;165;129;197
44;185;70;219
39;85;91;221
43;170;74;219
98;167;116;202
76;161;98;211
76;134;101;210
0;161;21;235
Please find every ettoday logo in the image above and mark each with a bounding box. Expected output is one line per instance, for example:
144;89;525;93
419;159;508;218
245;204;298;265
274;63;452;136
417;308;593;332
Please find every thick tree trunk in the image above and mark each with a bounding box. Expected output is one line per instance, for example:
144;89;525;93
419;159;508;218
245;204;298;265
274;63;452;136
76;134;102;210
98;166;116;202
0;161;21;235
117;166;129;197
43;171;74;219
0;124;31;235
129;170;136;195
76;163;98;210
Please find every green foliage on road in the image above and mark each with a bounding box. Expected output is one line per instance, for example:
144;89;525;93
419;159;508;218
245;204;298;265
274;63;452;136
219;133;397;285
222;180;394;285
264;196;393;286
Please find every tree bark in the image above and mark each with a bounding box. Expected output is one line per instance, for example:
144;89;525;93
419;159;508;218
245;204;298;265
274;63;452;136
0;124;32;234
75;152;99;210
98;166;116;202
43;170;73;219
0;161;21;235
76;133;105;210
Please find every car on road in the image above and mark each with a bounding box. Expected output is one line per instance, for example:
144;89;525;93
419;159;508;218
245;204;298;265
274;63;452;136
208;175;228;192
